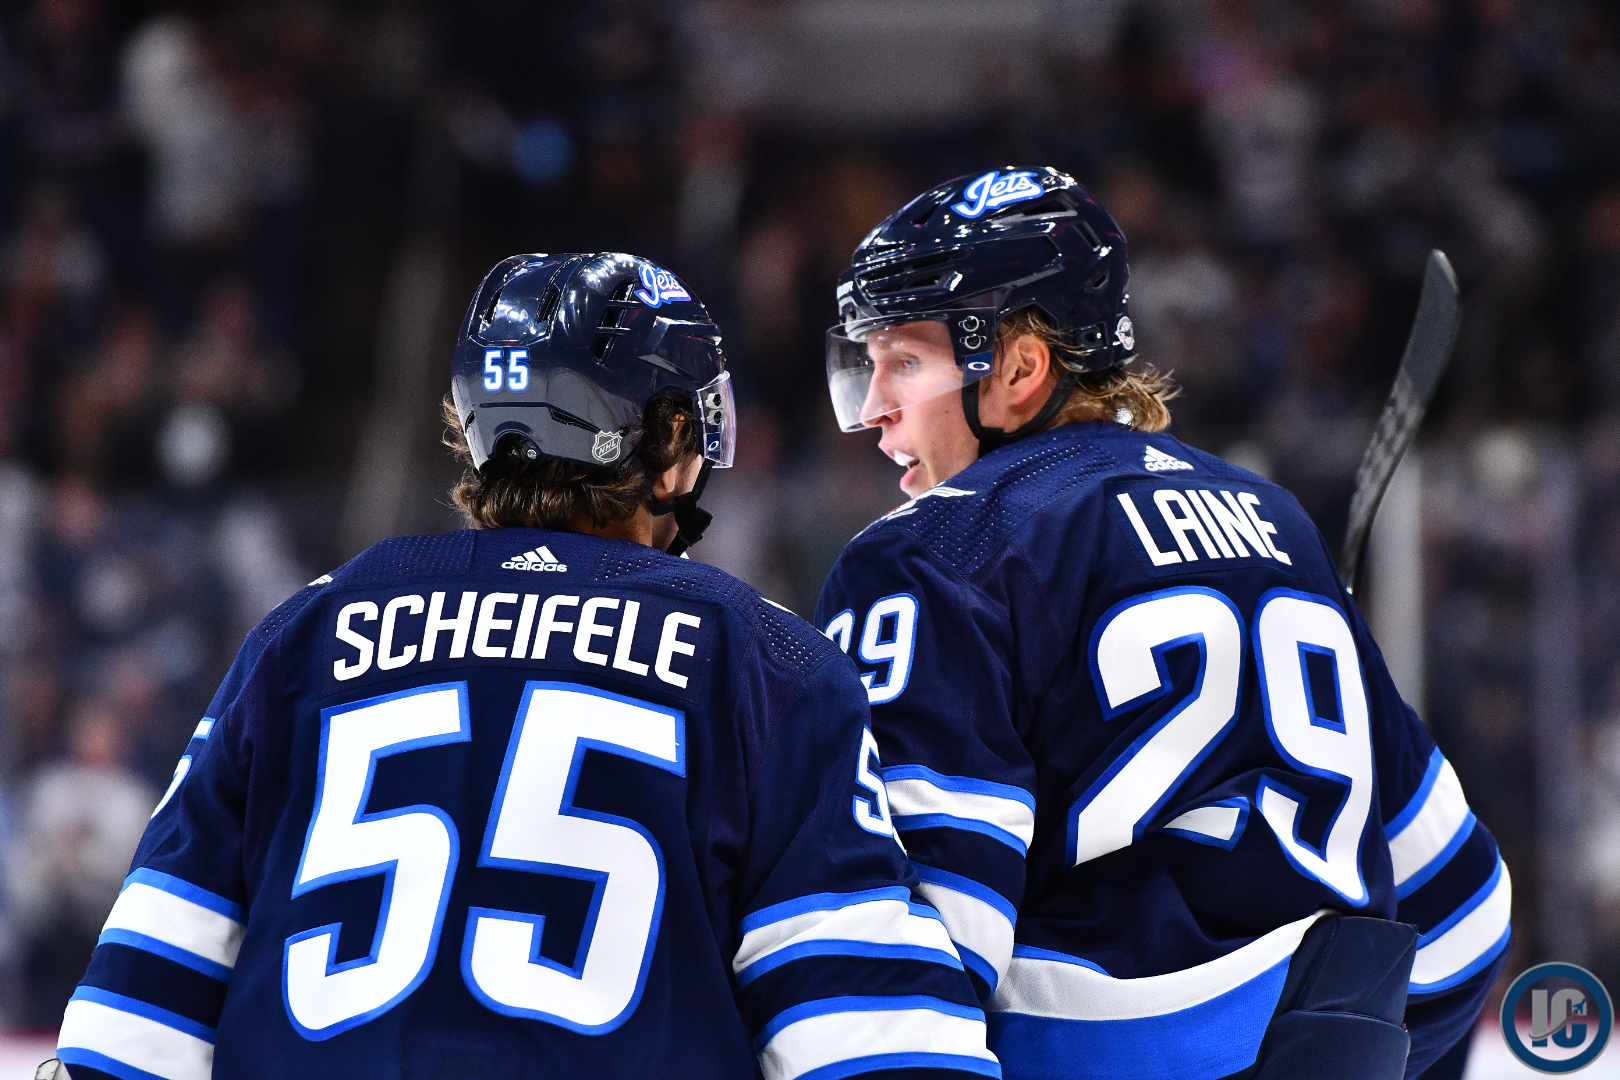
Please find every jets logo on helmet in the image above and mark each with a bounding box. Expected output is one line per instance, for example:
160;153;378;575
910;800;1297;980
635;264;692;307
951;170;1045;218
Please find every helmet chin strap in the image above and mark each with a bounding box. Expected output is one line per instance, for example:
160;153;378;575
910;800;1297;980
961;368;1081;455
648;459;715;556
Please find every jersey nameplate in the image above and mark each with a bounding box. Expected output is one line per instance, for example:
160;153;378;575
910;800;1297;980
1107;480;1294;572
327;590;707;691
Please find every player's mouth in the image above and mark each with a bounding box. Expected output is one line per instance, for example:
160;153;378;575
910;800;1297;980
883;446;923;490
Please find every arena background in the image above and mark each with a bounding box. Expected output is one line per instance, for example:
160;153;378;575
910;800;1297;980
0;0;1615;1074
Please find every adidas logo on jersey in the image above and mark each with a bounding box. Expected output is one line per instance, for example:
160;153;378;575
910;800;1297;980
501;545;568;572
1143;446;1194;472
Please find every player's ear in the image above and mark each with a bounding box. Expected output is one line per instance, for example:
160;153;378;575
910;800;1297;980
650;453;703;503
998;332;1053;407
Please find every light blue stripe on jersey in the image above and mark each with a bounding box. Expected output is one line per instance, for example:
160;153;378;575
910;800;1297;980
884;765;1035;855
737;941;964;987
69;986;217;1044
741;887;913;935
956;944;999;992
1395;814;1476;900
796;1052;1002;1080
754;995;985;1054
912;864;1018;924
890;813;1030;854
1409;859;1513;995
124;867;246;922
989;955;1291;1080
1387;748;1445;836
96;928;233;982
57;1048;171;1080
1387;749;1477;898
1012;943;1110;975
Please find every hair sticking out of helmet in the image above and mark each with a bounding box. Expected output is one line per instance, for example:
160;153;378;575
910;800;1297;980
826;167;1137;451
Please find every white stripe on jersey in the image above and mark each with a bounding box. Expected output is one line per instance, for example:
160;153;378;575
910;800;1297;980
734;895;960;981
59;995;215;1080
1388;755;1473;888
757;1001;998;1080
915;877;1016;991
1410;859;1512;993
101;881;245;972
991;909;1329;1020
884;768;1035;853
1164;803;1243;843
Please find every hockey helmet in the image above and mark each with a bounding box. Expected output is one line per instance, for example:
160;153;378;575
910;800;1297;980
451;252;735;473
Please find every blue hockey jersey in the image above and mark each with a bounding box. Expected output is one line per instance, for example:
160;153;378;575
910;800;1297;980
815;421;1511;1080
58;529;999;1080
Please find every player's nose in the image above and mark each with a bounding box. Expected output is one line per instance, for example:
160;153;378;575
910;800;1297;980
860;373;898;428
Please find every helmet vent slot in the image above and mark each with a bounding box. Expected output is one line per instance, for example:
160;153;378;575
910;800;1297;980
1077;221;1103;251
599;305;631;329
909;191;951;226
992;196;1073;220
593;334;616;361
859;250;961;297
612;280;638;302
480;286;505;328
1088;268;1110;290
537;287;560;324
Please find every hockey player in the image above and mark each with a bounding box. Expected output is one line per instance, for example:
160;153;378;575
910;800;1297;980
48;253;997;1080
816;169;1510;1080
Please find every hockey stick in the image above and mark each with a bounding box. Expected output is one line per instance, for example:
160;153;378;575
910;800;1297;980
1338;249;1460;596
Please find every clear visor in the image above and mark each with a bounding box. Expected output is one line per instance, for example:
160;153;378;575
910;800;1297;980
825;311;996;432
695;370;736;467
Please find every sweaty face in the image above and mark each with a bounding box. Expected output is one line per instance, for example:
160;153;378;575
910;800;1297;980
862;321;982;498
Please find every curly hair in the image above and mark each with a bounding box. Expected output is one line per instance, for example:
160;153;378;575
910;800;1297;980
996;306;1178;432
442;391;699;530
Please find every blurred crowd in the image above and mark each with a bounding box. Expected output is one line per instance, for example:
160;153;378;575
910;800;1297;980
0;0;1615;1032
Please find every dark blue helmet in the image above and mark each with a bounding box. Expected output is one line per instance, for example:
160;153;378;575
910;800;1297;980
827;167;1134;448
451;252;735;473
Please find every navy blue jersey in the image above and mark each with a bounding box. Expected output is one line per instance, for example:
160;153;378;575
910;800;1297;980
59;529;999;1080
815;421;1511;1080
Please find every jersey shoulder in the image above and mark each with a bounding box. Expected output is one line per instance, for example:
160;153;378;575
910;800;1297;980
840;422;1123;577
591;543;846;683
243;531;479;658
831;422;1315;587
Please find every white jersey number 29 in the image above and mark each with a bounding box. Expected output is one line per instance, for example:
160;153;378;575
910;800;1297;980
1075;586;1374;906
823;594;919;705
284;681;682;1039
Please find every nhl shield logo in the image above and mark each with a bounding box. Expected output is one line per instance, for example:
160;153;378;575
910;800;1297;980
592;430;623;463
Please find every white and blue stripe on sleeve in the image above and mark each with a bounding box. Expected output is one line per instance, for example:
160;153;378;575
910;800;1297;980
94;868;246;981
60;869;244;1079
1409;858;1513;996
734;886;964;986
883;766;1035;855
755;995;1000;1080
912;865;1018;993
58;987;216;1080
1387;749;1476;900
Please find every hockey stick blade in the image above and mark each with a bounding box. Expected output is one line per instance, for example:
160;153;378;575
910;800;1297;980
1339;249;1460;595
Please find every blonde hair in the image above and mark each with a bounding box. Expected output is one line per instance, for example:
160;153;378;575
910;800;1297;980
996;307;1177;432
